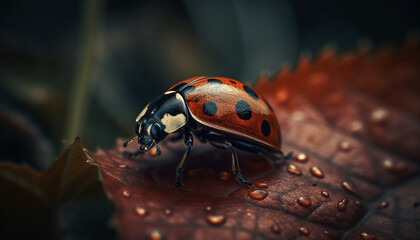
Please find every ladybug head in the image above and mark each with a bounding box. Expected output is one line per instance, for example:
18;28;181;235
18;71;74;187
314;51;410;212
124;91;189;153
134;117;166;152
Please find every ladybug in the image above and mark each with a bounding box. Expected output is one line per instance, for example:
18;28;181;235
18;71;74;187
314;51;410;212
124;76;291;187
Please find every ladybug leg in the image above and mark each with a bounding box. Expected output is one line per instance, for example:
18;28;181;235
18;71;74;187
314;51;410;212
206;134;255;188
229;145;256;188
174;132;193;188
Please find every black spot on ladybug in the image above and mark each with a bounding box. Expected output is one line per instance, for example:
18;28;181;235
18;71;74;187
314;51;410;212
172;82;187;91
230;80;237;84
235;100;252;120
207;78;223;84
203;101;217;116
182;85;196;96
243;85;259;100
261;120;271;136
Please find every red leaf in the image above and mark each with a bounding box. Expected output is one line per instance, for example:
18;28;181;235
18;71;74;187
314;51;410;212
93;36;420;240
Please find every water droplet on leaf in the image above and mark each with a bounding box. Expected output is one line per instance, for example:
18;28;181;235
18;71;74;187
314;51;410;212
342;181;355;194
310;166;324;178
297;196;311;207
248;189;268;200
296;153;308;162
287;164;302;175
271;224;281;234
206;215;226;226
321;191;330;198
164;209;172;216
255;181;268;188
382;158;405;175
360;232;377;240
299;227;309;235
339;141;351;152
356;200;364;208
149;230;165;240
122;190;131;197
370;109;388;123
135;207;147;217
377;201;389;209
337;198;348;211
349;121;363;132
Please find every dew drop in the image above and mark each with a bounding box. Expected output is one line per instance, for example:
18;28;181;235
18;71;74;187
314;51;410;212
287;164;302;175
310;166;324;178
342;181;355;194
338;141;351;152
377;201;389;210
321;191;330;198
382;158;405;175
349;120;363;132
337;198;348;211
271;224;281;234
370;108;388;123
276;89;289;103
135;207;147;217
248;189;268;200
205;206;212;212
219;171;230;181
206;214;226;226
299;227;309;235
255;181;268;188
297;196;311;207
149;230;164;240
164;209;172;216
360;232;377;240
296;153;308;162
356;200;364;208
122;190;131;197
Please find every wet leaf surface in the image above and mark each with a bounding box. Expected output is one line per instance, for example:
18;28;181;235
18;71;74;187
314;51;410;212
93;37;420;240
0;138;115;239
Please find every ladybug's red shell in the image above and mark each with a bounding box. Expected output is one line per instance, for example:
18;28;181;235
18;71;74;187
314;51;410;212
168;76;281;152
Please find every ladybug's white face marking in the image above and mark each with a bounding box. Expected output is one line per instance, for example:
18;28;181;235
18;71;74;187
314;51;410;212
136;104;149;122
160;113;187;133
175;92;184;100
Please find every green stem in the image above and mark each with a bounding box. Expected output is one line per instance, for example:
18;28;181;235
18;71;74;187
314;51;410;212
65;0;103;143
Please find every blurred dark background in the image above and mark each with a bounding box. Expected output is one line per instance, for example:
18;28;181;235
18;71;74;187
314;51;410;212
1;0;419;170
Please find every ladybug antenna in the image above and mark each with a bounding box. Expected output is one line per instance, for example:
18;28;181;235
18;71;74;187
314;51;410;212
123;136;137;148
